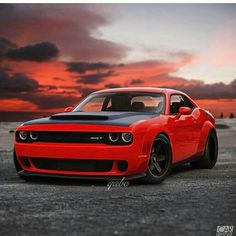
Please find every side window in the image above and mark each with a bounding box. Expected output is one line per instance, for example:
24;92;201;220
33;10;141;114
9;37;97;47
182;95;194;110
170;95;194;115
131;95;164;112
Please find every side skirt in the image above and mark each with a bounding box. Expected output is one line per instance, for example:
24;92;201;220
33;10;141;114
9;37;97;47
172;155;201;167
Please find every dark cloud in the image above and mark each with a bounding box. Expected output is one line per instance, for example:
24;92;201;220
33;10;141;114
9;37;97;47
230;79;236;89
0;5;128;61
173;79;236;99
0;65;13;72
66;62;114;74
58;85;97;98
77;70;115;84
0;69;78;109
45;85;57;90
53;77;66;81
21;93;79;109
79;87;97;98
0;69;40;92
130;79;143;85
105;83;121;88
0;37;16;56
4;42;59;62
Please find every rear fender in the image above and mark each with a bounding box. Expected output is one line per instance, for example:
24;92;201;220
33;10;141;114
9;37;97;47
196;121;216;156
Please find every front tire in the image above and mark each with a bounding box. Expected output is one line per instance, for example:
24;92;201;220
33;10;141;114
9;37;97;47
143;134;172;184
191;129;218;169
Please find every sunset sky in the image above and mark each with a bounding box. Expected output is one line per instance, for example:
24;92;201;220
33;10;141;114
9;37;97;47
0;4;236;119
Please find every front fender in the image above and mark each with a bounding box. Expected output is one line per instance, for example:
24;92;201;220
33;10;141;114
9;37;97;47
141;124;172;158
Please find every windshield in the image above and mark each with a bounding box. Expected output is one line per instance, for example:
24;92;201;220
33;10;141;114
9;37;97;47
73;92;165;113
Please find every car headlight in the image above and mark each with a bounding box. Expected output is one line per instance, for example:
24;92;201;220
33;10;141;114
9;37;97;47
121;132;133;143
30;132;38;141
19;131;27;140
109;133;119;142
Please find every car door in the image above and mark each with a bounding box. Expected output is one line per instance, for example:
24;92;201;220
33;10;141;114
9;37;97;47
168;94;200;162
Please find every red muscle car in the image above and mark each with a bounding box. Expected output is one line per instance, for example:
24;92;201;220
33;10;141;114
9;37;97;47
14;87;218;183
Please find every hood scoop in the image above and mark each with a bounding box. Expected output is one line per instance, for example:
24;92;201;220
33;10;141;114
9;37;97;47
50;113;109;121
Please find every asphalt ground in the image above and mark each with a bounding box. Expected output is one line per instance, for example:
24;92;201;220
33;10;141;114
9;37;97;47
0;121;235;236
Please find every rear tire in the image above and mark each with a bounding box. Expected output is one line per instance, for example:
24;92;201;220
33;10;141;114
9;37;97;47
13;150;31;181
143;134;172;184
191;129;218;169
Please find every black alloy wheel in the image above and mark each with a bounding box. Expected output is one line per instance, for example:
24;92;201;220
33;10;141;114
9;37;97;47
144;134;172;184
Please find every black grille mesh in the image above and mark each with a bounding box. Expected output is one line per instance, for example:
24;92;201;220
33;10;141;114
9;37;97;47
31;158;113;172
37;132;107;143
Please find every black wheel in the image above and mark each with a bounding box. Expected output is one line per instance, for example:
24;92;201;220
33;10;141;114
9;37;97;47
191;129;218;169
13;150;31;181
144;134;172;184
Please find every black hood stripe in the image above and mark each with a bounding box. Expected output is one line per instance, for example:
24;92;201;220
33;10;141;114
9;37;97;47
23;112;158;127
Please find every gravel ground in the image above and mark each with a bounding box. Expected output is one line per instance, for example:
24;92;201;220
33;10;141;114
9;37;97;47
0;121;235;236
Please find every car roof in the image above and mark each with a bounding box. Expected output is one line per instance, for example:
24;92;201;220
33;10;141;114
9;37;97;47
93;87;185;96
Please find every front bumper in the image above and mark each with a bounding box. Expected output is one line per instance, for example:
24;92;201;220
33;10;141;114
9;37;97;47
14;123;150;178
15;142;149;177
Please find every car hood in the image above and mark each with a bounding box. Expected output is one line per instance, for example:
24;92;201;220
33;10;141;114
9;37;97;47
23;112;158;127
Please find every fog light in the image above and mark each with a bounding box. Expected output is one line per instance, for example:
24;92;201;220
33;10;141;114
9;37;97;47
19;131;27;140
121;132;133;143
30;132;38;141
109;133;119;142
118;161;128;171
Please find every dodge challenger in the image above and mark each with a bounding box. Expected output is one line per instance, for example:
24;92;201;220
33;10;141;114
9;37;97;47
14;87;218;183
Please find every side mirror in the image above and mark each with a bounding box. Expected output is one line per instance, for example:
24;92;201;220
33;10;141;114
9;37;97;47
64;106;73;112
179;106;192;115
175;107;192;119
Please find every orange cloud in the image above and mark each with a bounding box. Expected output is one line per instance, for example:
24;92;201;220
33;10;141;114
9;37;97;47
196;99;236;117
6;61;73;86
0;98;37;111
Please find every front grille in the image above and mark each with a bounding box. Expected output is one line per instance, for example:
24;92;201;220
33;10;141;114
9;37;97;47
31;158;113;172
36;132;107;143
